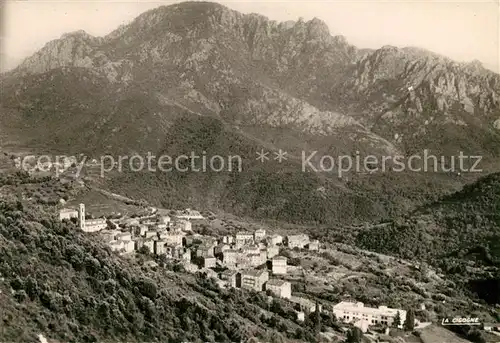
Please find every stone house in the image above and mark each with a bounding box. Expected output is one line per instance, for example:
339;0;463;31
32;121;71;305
236;231;254;248
265;279;291;299
219;269;238;288
239;269;269;292
286;234;310;249
272;256;288;275
254;229;266;242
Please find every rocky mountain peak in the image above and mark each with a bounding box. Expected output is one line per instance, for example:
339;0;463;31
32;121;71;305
11;1;359;79
380;45;398;52
5;0;500;145
462;59;487;74
332;35;348;46
13;32;99;76
60;29;95;41
306;17;331;39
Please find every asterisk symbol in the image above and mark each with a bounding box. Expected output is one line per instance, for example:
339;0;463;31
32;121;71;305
256;149;269;163
274;149;288;163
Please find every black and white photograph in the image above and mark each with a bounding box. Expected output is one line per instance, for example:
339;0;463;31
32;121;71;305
0;0;499;342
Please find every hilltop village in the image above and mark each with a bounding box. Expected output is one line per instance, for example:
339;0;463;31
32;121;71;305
59;203;416;337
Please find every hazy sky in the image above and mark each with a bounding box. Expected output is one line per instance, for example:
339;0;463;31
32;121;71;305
1;0;499;72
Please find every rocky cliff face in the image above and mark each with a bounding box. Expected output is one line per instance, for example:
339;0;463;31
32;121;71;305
3;2;400;156
15;30;134;84
7;1;499;157
347;46;500;118
3;0;500;157
11;2;499;132
339;46;500;155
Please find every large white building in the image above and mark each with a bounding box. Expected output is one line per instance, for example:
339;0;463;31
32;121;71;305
222;249;239;266
332;301;407;329
202;256;217;268
308;240;320;251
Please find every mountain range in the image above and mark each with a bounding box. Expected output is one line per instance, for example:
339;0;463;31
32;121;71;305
1;1;500;224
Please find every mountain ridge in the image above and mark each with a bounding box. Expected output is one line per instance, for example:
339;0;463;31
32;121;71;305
1;0;499;225
3;1;499;156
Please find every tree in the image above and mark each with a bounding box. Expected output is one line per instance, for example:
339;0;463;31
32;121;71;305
138;245;150;255
314;300;321;334
404;308;415;331
346;327;363;343
393;311;402;328
294;327;305;339
270;331;285;343
270;299;283;314
137;277;157;300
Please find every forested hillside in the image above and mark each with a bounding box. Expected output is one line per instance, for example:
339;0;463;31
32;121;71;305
356;173;500;304
0;174;313;342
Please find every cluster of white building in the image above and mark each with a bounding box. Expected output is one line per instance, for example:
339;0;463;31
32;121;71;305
58;208;320;280
182;229;290;274
59;204;194;253
217;268;291;300
59;204;409;332
107;213;194;256
209;230;325;315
